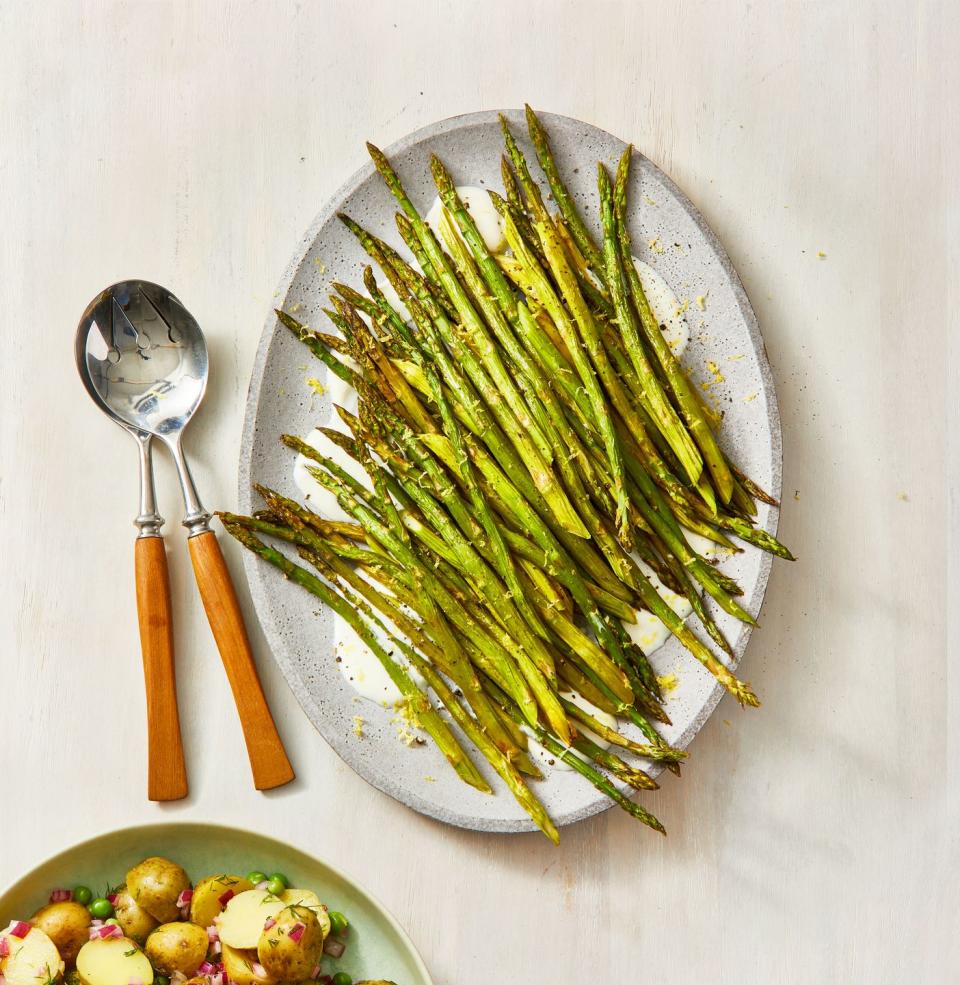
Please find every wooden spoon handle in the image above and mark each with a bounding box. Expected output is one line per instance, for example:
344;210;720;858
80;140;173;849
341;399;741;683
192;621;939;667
134;536;189;801
188;529;295;790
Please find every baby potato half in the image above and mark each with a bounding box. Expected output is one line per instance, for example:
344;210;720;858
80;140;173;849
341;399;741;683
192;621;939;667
144;923;209;978
256;906;323;983
220;943;275;985
76;936;153;985
112;890;158;945
1;925;65;985
189;875;253;930
30;901;92;966
125;858;190;924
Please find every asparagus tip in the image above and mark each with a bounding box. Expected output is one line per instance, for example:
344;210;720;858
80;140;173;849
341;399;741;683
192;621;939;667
733;681;761;708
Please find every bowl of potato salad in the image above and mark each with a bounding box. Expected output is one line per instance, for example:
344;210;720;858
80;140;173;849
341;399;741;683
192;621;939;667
0;824;430;985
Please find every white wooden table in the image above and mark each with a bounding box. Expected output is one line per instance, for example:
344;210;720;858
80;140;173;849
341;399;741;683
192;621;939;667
2;2;957;981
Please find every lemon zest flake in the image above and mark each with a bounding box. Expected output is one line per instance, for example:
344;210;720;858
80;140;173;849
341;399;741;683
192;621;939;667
656;673;679;694
700;360;726;391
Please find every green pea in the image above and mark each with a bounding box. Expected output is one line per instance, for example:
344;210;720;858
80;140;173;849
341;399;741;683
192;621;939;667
246;871;267;886
155;976;170;985
267;872;290;889
331;974;352;985
89;898;113;919
72;886;93;906
328;911;348;936
104;918;120;927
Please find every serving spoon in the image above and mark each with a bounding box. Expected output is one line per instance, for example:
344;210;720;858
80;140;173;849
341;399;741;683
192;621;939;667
76;280;294;793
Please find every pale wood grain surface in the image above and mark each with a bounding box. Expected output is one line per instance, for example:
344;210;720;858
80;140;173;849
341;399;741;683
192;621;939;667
1;2;957;982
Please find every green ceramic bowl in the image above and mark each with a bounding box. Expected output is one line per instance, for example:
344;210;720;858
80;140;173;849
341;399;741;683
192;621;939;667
0;822;431;985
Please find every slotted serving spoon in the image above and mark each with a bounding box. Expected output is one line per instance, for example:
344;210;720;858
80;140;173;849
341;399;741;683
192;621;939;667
76;280;294;796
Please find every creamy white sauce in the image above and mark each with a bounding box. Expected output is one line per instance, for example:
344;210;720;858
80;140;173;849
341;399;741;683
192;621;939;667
623;532;724;657
632;257;690;357
292;419;370;526
683;529;724;562
333;590;424;705
335;619;407;705
624;561;693;656
526;690;618;772
426;186;506;255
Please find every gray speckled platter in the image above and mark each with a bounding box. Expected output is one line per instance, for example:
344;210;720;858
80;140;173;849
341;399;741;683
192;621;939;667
239;110;782;834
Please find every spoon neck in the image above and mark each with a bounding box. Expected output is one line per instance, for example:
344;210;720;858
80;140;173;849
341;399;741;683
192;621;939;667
134;433;165;539
167;435;212;536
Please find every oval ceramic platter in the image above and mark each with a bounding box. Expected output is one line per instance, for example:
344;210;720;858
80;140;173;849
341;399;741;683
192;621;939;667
239;109;782;835
0;823;432;984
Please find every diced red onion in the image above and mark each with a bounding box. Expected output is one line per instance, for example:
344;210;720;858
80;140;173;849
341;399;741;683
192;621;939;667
322;939;345;959
209;974;223;985
176;890;193;908
92;924;123;940
9;923;30;940
262;918;276;932
107;894;119;906
309;965;321;980
287;923;305;944
0;937;10;958
49;889;72;903
250;964;267;980
317;976;332;985
198;963;215;976
216;889;234;908
206;926;219;942
210;941;221;956
254;881;269;891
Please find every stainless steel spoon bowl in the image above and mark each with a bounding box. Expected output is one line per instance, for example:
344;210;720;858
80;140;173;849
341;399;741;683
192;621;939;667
76;280;294;792
78;280;212;534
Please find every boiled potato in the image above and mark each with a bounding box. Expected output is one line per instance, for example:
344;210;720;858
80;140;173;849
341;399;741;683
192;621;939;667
76;938;153;985
279;891;329;939
125;858;190;923
1;925;65;985
256;906;323;983
216;891;286;949
220;943;275;985
143;923;208;977
113;890;158;944
189;875;253;930
31;902;91;966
